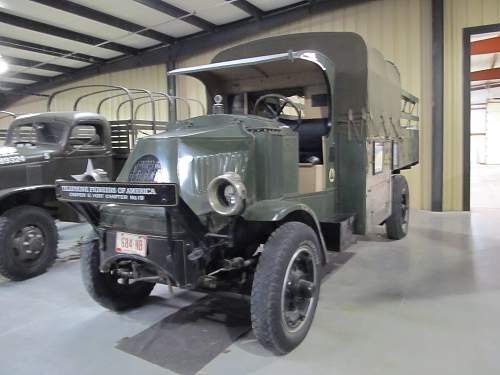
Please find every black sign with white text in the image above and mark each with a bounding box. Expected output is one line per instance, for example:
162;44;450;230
56;181;178;206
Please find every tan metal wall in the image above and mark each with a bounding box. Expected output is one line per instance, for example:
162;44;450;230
443;0;500;210
177;0;433;210
0;64;168;128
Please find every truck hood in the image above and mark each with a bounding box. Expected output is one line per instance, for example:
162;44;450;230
0;145;59;166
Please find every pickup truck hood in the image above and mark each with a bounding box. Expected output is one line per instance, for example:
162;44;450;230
0;145;59;166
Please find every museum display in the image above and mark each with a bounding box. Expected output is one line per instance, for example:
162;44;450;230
55;32;419;354
0;86;173;280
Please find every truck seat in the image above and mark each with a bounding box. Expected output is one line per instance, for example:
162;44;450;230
288;118;330;163
280;118;330;163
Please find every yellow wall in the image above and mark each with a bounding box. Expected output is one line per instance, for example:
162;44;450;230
0;64;168;128
2;0;434;209
177;0;433;210
443;0;500;210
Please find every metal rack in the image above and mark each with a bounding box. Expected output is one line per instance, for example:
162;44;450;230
46;84;206;155
0;111;17;143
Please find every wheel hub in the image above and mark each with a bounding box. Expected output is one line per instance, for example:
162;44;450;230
12;225;45;261
281;246;317;332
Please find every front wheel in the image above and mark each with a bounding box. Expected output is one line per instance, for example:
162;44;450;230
251;222;321;355
81;240;155;311
0;206;58;281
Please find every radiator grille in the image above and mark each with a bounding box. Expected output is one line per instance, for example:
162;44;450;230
128;155;161;182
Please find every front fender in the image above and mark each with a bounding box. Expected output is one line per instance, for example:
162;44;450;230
0;184;55;201
243;199;328;263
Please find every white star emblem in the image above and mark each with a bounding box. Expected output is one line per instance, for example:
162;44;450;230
71;159;95;181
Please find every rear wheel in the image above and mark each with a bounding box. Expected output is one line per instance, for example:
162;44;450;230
251;222;321;355
385;175;410;240
81;240;155;311
0;206;58;281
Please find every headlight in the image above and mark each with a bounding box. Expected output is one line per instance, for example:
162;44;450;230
207;172;246;216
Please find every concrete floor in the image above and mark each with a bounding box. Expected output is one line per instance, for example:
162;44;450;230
1;209;500;375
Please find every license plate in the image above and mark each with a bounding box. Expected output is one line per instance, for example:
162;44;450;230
115;231;147;257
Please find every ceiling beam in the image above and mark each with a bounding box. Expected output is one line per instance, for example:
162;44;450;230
133;0;215;31
0;11;138;55
471;67;500;81
471;36;500;55
0;81;27;90
226;0;264;19
0;36;104;64
3;71;45;82
29;0;175;44
471;82;500;91
2;56;75;74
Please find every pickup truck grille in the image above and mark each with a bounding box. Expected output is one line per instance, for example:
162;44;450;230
128;155;161;182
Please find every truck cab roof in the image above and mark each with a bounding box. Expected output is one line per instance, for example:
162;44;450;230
12;111;108;126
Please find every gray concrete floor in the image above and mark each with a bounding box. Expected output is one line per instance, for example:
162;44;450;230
1;209;500;375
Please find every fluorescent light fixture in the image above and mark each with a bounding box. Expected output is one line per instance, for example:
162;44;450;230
0;55;8;74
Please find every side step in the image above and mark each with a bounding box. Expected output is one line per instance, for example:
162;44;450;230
320;214;356;251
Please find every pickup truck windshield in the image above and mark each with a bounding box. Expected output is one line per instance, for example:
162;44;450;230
7;122;66;146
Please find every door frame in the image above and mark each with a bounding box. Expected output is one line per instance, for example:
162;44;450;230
463;23;500;211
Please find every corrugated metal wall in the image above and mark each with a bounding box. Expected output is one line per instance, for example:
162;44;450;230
177;0;433;210
1;0;434;209
0;64;168;128
443;0;500;210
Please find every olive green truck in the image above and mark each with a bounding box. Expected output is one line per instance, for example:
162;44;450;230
56;32;419;354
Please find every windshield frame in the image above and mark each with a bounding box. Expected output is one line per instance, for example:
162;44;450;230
6;121;69;147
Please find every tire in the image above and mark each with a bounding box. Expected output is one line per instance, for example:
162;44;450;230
81;240;155;311
0;206;58;281
385;175;410;240
251;222;321;355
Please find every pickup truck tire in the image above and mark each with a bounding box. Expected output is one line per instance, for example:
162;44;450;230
0;206;58;281
251;222;321;355
81;240;155;311
386;175;410;240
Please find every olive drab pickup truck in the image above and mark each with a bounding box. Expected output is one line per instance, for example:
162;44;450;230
56;32;420;354
0;85;177;281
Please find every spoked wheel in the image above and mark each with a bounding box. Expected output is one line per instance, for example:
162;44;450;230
386;174;410;240
0;206;58;281
251;222;321;355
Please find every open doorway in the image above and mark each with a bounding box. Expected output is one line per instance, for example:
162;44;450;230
464;24;500;210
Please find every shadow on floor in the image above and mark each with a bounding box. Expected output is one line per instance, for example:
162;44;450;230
117;251;355;374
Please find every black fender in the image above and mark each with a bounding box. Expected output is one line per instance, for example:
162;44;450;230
0;185;79;222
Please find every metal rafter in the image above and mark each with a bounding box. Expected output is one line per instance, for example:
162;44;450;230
0;36;103;64
226;0;264;19
133;0;216;31
0;11;138;55
2;56;75;74
3;71;45;82
30;0;176;44
0;82;26;90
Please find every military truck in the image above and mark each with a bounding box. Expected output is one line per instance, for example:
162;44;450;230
56;32;419;354
0;85;179;281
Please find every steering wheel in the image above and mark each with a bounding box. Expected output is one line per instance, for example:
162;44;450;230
253;93;302;131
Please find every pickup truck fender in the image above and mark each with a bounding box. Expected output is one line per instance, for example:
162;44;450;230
242;199;328;263
0;185;79;222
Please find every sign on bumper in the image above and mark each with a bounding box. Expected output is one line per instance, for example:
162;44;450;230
55;181;178;206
